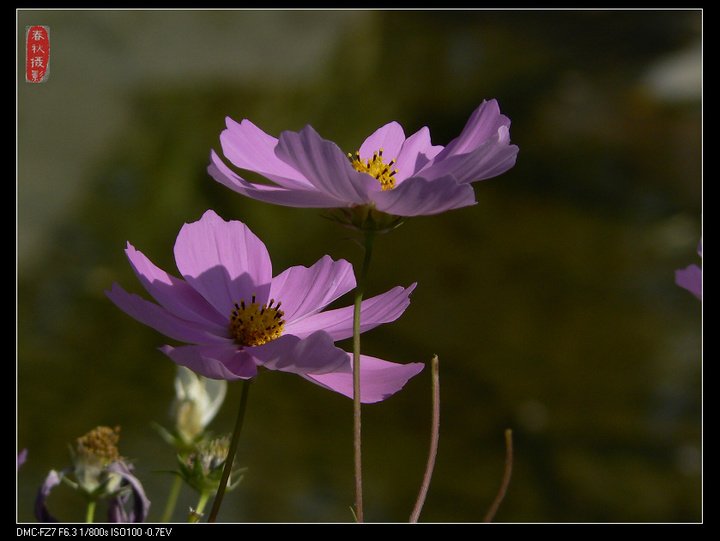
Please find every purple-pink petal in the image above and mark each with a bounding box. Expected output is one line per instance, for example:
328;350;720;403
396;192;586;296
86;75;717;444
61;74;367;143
373;174;477;217
106;283;232;345
434;99;511;160
35;468;69;522
105;461;151;523
275;125;377;204
173;209;273;316
209;152;347;208
358;121;407;165
125;242;228;329
676;264;702;300
159;344;258;380
17;448;28;470
418;125;518;184
269;255;356;323
392;126;443;181
284;284;416;341
250;330;350;375
676;240;702;300
219;117;313;190
304;354;425;404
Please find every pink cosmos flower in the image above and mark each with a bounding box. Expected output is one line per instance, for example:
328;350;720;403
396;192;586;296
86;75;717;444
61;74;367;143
676;240;702;300
106;210;422;403
208;100;518;218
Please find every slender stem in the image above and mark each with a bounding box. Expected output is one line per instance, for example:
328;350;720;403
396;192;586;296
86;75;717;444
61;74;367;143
207;378;252;523
409;355;440;523
161;474;183;522
84;500;96;523
352;230;375;523
483;428;513;523
190;491;212;523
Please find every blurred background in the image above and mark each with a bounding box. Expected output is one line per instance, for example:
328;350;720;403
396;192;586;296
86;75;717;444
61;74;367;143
17;9;702;523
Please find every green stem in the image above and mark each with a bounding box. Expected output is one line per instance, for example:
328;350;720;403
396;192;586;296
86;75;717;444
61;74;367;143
161;474;183;522
190;491;212;523
352;230;375;523
207;378;252;523
84;499;96;523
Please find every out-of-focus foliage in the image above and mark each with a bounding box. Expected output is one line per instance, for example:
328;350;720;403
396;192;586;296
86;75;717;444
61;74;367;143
17;10;701;522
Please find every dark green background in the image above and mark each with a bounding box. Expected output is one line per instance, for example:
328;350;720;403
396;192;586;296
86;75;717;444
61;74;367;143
17;9;702;523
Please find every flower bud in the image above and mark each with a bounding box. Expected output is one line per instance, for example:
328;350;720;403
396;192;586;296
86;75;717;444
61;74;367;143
177;435;245;495
171;366;227;444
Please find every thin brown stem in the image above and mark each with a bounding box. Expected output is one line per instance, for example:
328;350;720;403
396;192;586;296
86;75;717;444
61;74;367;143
409;355;440;523
352;230;375;523
483;428;513;522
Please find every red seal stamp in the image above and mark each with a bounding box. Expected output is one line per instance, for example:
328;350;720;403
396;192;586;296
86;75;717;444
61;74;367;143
26;26;50;83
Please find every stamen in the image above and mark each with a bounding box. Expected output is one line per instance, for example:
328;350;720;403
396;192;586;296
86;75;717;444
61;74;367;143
348;147;399;191
229;295;285;347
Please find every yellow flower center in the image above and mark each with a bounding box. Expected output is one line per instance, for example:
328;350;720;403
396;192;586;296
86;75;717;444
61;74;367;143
229;295;285;347
348;148;398;191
